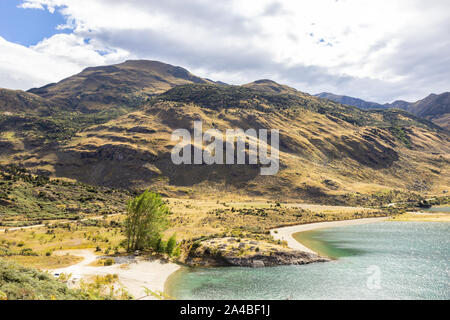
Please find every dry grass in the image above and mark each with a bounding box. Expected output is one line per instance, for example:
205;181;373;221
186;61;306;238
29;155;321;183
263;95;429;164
199;237;290;257
0;197;438;271
0;216;125;256
391;212;450;222
165;198;382;240
89;258;115;267
7;255;83;269
9;99;448;202
0;198;382;259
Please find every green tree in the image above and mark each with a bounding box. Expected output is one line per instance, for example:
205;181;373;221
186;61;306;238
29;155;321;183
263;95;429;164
156;238;166;253
166;234;177;256
124;191;170;252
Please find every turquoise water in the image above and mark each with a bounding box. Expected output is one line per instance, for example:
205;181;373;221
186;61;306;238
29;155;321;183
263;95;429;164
168;222;450;300
424;206;450;213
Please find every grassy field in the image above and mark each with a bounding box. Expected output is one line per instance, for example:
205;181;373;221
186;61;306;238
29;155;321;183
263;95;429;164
7;255;83;269
165;198;384;240
0;197;389;268
0;216;124;268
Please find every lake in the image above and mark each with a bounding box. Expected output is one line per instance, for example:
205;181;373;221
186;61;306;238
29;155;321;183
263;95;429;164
167;221;449;299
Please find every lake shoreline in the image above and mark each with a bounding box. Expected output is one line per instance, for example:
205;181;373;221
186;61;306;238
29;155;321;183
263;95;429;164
270;217;389;255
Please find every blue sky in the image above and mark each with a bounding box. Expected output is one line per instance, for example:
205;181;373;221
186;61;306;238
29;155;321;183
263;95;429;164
0;0;69;46
0;0;449;103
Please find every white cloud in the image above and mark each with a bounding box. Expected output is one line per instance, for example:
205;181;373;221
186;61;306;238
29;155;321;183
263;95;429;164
0;36;78;89
31;33;128;66
0;33;128;90
18;1;45;10
2;0;450;102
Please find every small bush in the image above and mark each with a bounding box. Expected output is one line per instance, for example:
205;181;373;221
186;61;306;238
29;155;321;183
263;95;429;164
20;248;37;256
166;234;177;256
103;258;114;266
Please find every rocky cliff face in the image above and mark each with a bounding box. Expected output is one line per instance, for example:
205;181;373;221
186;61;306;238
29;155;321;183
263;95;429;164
224;251;329;267
186;249;329;267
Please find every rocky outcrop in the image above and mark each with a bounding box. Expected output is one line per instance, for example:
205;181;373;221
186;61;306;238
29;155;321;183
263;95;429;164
223;251;329;267
186;250;329;268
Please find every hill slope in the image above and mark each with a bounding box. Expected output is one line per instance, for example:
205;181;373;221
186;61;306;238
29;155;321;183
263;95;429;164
0;89;58;115
0;60;448;204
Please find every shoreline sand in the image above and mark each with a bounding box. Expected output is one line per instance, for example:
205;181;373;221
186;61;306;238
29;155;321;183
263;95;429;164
49;249;180;300
270;217;388;254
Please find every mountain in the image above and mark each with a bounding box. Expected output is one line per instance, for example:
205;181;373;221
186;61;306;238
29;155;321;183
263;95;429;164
0;88;58;115
315;92;385;110
27;60;214;113
0;60;449;204
243;79;300;95
315;92;450;130
406;93;450;129
389;100;410;110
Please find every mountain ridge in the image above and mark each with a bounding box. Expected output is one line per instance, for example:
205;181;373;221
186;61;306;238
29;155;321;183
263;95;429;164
315;92;384;110
26;60;214;113
315;92;450;130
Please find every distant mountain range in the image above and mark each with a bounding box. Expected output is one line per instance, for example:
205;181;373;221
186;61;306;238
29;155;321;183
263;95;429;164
0;60;449;202
315;92;450;130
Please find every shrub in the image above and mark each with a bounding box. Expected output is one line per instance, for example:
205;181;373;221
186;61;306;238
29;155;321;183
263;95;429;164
166;234;177;256
156;239;166;253
103;258;114;266
190;241;201;252
20;248;37;256
173;246;181;257
0;259;86;300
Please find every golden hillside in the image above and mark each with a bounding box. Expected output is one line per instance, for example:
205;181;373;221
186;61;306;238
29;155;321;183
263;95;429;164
0;61;449;205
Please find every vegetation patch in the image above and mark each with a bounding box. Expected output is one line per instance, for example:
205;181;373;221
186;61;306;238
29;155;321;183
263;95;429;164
0;165;130;221
388;127;412;148
0;258;87;300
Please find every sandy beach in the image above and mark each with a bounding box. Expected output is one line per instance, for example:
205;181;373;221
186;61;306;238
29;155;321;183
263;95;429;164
49;249;180;300
270;217;388;254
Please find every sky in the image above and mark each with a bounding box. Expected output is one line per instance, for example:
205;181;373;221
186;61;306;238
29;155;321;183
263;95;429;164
0;0;449;103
